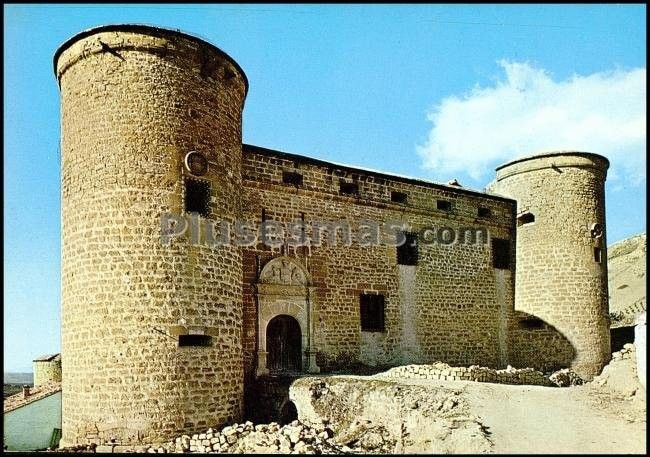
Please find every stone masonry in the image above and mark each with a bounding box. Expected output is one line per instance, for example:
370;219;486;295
54;24;611;446
33;353;62;387
240;145;516;379
56;25;247;446
378;362;553;386
489;153;610;379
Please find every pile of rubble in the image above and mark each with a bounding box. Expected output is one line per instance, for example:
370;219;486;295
378;362;553;386
548;368;585;387
126;419;393;454
548;369;585;387
377;361;592;388
591;343;642;398
612;343;636;361
51;443;97;453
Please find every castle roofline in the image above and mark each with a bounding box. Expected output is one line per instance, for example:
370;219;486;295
53;23;249;96
33;353;61;362
495;150;610;172
243;144;516;204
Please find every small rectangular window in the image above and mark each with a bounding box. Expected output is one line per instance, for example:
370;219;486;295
360;294;385;332
339;181;359;195
185;178;211;217
594;247;602;263
517;212;535;226
519;317;544;330
178;334;212;347
397;232;418;265
391;191;408;204
478;207;491;218
492;238;511;269
437;200;452;211
282;171;303;186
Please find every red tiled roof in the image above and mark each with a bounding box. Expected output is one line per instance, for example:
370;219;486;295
3;382;62;413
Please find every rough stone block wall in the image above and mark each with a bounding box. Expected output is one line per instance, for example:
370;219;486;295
491;153;610;379
56;26;247;446
240;146;517;376
33;360;62;387
378;362;552;386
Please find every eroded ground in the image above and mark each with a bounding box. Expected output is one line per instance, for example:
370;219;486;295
56;349;646;454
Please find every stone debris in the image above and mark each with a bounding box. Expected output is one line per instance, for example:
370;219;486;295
612;343;636;361
51;443;97;453
591;344;643;397
548;369;585;387
378;362;553;386
291;376;494;454
62;419;393;454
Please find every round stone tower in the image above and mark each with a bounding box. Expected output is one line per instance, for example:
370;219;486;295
493;151;610;379
55;25;247;446
33;353;62;387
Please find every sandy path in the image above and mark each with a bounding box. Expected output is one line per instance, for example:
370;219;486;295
374;375;646;454
464;383;645;454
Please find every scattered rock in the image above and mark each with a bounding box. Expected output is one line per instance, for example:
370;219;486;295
549;369;585;387
379;362;553;387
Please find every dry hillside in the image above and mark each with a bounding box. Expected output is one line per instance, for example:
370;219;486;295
608;233;646;327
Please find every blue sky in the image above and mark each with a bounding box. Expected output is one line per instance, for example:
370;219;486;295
3;4;646;372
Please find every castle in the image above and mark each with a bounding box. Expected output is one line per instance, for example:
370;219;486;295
54;25;610;446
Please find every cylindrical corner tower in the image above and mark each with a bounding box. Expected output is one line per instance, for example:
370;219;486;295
33;354;62;387
55;25;248;446
493;152;610;379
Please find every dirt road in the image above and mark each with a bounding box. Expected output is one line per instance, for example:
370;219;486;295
464;382;645;454
368;354;646;454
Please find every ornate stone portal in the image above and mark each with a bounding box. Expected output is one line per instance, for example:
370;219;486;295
256;256;320;376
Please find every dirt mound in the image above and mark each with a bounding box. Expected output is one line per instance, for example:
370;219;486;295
592;344;643;397
290;376;493;454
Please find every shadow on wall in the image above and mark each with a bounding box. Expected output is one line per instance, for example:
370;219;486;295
508;311;576;373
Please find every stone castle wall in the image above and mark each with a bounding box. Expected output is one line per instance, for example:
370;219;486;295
56;25;247;446
491;153;610;379
240;146;517;376
33;359;62;387
55;24;613;447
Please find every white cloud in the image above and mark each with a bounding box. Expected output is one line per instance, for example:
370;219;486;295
416;61;646;185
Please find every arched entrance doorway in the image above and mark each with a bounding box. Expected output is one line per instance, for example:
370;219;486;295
256;256;320;377
279;400;298;425
267;315;302;374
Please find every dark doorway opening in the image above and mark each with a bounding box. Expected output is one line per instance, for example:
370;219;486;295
267;315;302;374
611;326;635;353
279;400;298;425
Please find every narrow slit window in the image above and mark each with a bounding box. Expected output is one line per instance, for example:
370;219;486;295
339;181;359;195
360;294;385;332
437;200;452;211
517;212;535;226
397;232;418;265
178;334;212;347
594;247;602;263
184;178;211;217
391;191;408;204
492;238;511;269
282;171;303;186
478;207;491;218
